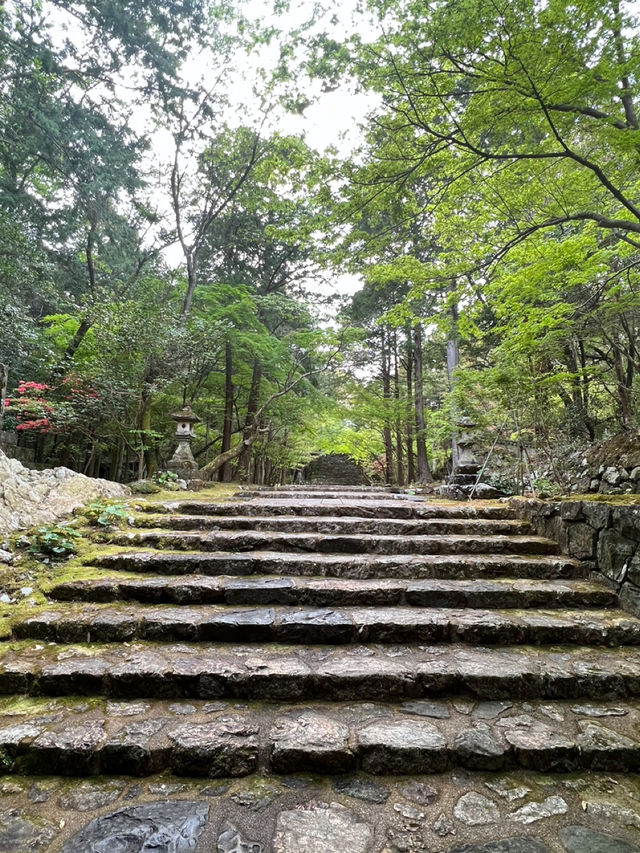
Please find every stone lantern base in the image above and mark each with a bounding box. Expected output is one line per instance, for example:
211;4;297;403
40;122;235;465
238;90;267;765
167;439;201;482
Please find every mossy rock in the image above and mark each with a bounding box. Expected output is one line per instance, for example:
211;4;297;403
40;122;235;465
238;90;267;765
130;480;162;494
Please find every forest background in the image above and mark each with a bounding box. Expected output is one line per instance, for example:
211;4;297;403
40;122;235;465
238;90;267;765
1;0;639;491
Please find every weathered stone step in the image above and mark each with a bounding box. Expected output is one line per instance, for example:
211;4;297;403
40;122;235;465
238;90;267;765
2;642;640;700
245;484;388;492
133;514;533;537
49;575;615;610
13;606;640;646
89;550;585;580
110;530;558;556
1;697;638;777
241;490;409;500
155;500;517;520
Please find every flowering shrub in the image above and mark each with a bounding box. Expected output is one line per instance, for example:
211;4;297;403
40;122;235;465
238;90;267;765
3;375;100;434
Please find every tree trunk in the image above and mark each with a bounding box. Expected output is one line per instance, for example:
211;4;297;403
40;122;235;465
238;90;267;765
414;323;433;484
381;329;394;485
238;358;262;481
446;298;460;471
218;339;234;482
138;392;157;478
110;437;124;482
405;330;416;483
393;331;405;486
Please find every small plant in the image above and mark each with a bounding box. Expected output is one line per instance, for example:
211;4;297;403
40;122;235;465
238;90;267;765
532;477;563;499
28;523;82;559
154;470;179;486
82;499;129;528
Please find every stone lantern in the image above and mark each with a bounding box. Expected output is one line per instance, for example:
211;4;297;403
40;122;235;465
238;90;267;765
453;417;482;482
167;405;201;480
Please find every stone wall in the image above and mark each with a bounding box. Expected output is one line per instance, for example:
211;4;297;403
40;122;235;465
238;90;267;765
511;497;640;614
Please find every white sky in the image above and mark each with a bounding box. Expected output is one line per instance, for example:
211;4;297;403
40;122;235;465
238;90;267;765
146;0;378;299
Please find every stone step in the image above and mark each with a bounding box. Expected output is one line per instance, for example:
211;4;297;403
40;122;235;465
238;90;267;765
49;576;616;610
13;606;640;646
89;550;585;580
133;514;533;537
155;500;517;520
246;484;389;492
0;697;638;777
110;530;558;556
2;642;640;700
238;490;408;500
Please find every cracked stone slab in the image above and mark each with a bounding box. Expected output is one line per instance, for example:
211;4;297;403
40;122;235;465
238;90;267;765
453;791;500;826
217;820;262;853
559;824;640;852
509;795;568;824
273;802;373;853
448;840;553;852
0;808;58;851
57;800;209;853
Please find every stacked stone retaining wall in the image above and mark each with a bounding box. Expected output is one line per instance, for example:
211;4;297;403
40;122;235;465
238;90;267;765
511;497;640;614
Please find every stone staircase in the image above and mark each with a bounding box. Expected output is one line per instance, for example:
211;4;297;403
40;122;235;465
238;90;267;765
1;485;640;791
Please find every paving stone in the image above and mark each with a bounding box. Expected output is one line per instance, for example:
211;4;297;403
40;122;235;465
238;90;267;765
582;800;640;828
106;701;150;717
168;715;259;777
484;778;531;802
453;791;500;826
448;840;552;852
393;802;426;833
57;800;209;853
0;808;58;852
57;780;125;811
27;783;51;803
400;781;438;805
571;704;629;717
168;702;197;715
332;776;390;803
217;820;263;853
270;712;354;773
433;812;455;837
509;795;568;824
357;718;448;773
473;702;513;719
400;700;450;718
230;780;281;811
559;824;640;853
273;802;373;853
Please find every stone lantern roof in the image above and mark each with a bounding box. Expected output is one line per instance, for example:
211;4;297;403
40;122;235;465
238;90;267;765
170;406;201;425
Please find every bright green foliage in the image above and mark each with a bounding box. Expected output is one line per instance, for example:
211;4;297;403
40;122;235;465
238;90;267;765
28;524;82;559
81;501;130;528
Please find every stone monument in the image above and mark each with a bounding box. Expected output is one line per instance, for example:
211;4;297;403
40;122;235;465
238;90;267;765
167;405;201;481
437;417;501;499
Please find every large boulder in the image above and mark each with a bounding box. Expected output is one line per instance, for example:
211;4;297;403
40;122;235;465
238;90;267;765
0;450;128;534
